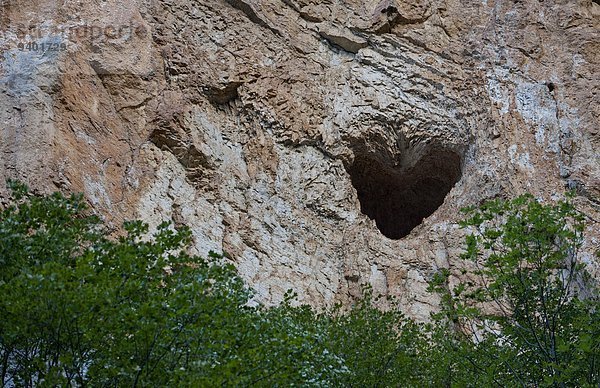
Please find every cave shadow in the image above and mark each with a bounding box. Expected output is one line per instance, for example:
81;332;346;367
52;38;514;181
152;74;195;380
348;148;463;239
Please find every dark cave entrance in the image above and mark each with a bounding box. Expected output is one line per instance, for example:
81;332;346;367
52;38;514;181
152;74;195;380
348;148;463;240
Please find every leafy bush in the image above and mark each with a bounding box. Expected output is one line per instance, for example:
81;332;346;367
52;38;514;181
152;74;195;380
322;289;429;387
1;182;598;387
428;193;600;387
0;181;344;386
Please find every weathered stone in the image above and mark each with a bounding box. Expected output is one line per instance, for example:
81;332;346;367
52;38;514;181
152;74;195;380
0;0;598;319
317;22;368;53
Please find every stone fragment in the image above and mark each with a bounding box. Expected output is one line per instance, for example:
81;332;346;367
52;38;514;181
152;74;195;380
317;22;368;53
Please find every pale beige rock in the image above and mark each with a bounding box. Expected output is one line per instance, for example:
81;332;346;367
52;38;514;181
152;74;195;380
317;22;368;53
0;0;598;318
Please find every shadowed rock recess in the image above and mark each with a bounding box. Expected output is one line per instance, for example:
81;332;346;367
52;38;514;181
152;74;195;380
349;148;462;239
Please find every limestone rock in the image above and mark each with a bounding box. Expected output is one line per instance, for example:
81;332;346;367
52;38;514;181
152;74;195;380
0;0;598;318
317;22;368;53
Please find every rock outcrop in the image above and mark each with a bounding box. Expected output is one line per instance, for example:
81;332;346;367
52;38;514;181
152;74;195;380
1;0;598;318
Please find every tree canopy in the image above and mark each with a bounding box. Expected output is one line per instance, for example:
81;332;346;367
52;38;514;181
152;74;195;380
0;181;598;387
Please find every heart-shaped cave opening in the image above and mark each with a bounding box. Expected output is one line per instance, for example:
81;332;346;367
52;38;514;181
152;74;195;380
348;147;462;239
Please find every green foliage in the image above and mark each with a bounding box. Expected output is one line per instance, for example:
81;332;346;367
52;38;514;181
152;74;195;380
0;181;345;386
322;288;429;387
1;182;598;387
429;193;600;387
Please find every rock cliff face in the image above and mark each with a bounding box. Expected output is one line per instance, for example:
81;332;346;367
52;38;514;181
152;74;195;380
1;0;598;317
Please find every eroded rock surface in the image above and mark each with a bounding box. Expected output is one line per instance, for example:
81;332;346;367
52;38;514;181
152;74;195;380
0;0;598;317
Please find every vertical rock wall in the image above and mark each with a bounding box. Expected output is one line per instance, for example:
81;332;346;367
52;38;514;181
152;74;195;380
0;0;598;317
